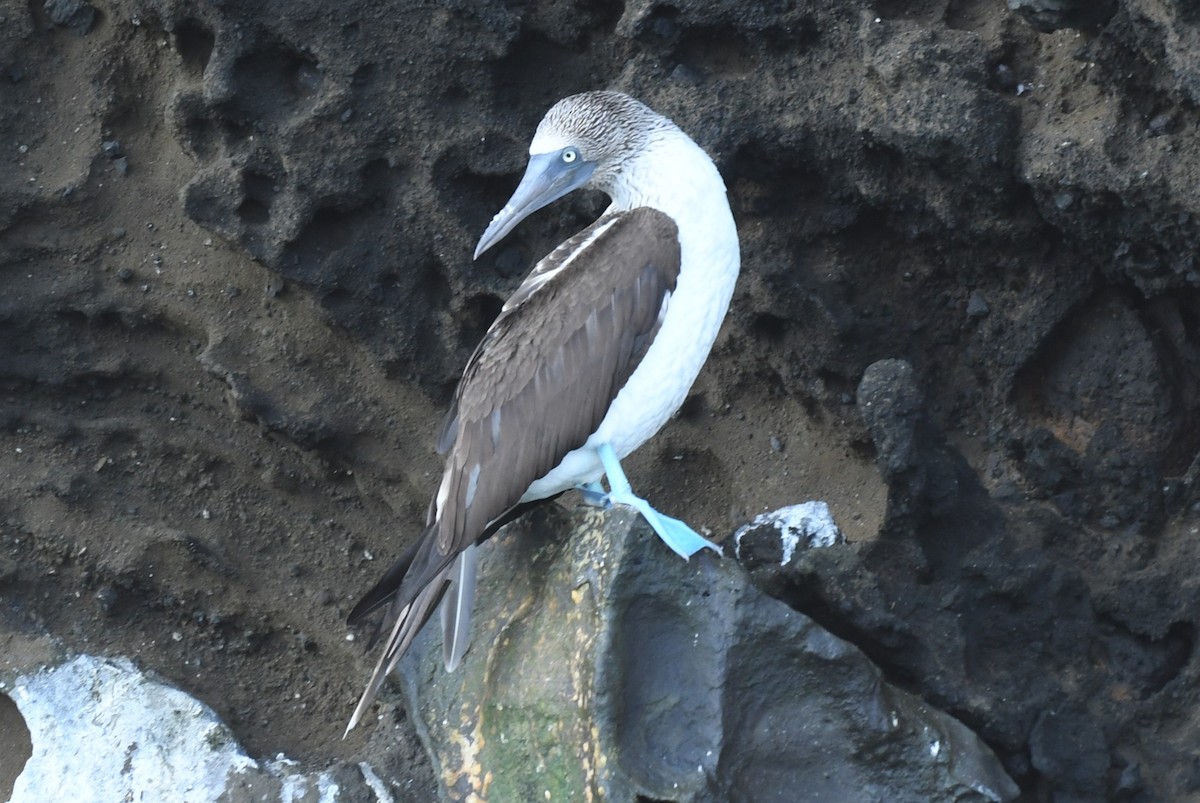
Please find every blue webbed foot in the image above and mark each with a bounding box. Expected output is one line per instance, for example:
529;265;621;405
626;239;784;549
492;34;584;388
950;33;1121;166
595;443;721;559
606;490;722;558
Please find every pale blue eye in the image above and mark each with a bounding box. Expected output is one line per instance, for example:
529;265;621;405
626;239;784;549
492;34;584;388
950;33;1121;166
562;148;578;163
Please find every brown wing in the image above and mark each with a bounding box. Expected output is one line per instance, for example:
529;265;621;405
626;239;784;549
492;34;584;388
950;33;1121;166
345;207;680;729
434;207;680;553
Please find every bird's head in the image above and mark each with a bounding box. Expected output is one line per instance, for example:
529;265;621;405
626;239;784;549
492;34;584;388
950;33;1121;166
474;91;670;259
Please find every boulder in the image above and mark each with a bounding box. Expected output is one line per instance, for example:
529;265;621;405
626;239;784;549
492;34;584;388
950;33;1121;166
395;505;1018;802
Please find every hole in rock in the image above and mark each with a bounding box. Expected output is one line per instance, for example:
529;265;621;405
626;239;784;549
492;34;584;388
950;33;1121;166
237;198;270;225
182;115;217;160
459;294;504;350
751;312;788;342
637;4;680;40
0;691;33;801
676;28;757;78
351;63;375;88
243;171;279;204
493;31;594;111
675;392;706;422
238;171;279;225
296;206;357;254
233;44;321;119
174;19;214;75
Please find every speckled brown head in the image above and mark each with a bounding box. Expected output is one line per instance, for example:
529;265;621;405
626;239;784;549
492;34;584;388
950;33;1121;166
475;91;679;258
531;91;676;183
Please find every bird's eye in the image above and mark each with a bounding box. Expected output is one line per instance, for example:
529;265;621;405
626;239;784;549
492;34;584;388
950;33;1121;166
562;148;578;163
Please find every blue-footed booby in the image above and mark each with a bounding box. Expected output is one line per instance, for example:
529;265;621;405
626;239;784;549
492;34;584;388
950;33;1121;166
345;90;740;732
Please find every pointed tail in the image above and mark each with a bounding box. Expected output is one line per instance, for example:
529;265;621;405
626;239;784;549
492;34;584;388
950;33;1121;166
441;544;479;672
344;567;450;736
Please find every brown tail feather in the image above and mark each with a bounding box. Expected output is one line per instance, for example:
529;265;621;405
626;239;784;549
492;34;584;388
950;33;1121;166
346;529;427;628
343;497;559;733
344;568;450;735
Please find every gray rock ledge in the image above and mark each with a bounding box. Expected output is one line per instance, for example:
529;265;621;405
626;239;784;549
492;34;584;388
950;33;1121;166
394;505;1018;803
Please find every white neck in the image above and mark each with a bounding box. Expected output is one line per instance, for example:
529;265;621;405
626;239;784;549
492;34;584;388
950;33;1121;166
606;131;726;216
607;131;740;291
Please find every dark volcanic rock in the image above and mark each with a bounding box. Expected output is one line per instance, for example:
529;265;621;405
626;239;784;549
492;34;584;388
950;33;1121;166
856;358;996;568
1008;0;1118;32
1028;708;1109;797
741;359;1200;800
397;506;1018;803
43;0;97;36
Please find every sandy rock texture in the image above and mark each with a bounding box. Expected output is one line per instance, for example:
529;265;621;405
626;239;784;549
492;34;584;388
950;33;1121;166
2;0;1199;800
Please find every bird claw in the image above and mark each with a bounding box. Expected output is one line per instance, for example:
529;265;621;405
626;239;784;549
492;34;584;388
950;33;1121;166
576;481;610;507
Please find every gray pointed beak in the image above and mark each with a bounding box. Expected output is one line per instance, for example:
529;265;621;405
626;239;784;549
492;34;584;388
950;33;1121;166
474;152;596;260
